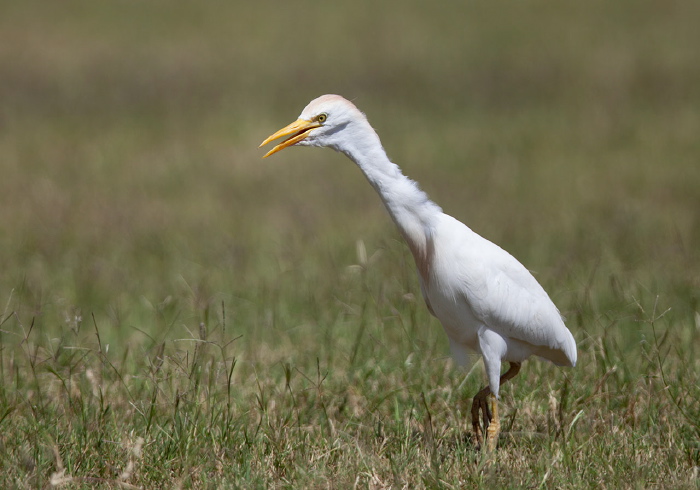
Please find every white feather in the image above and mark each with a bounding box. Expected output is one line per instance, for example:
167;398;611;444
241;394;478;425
264;94;577;401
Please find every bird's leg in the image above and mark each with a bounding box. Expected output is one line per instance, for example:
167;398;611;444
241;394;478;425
470;385;492;448
486;393;499;451
470;362;522;450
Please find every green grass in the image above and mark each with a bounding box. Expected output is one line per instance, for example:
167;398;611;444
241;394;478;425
0;0;699;487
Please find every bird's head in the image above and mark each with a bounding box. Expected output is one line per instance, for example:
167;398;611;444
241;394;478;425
259;94;368;158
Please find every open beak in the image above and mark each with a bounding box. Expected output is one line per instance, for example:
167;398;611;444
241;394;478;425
259;119;321;158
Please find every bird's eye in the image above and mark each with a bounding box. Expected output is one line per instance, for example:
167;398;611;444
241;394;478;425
317;113;327;123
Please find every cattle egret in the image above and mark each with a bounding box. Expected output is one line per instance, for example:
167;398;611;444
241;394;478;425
260;95;576;451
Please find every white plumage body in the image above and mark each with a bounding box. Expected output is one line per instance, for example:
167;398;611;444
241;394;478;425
419;212;576;396
260;95;576;447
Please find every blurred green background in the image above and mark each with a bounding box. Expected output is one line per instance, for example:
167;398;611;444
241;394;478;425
1;0;698;361
1;0;699;486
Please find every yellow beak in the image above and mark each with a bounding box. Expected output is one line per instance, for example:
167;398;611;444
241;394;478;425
259;119;321;158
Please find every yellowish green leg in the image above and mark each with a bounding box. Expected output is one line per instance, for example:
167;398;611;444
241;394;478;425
486;393;500;452
470;385;491;448
470;362;521;451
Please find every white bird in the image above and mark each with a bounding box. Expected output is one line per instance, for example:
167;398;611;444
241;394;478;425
260;95;576;451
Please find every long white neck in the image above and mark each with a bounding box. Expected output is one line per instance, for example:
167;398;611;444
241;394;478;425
334;123;443;281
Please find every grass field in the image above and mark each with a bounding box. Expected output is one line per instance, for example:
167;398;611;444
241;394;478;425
1;1;699;488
